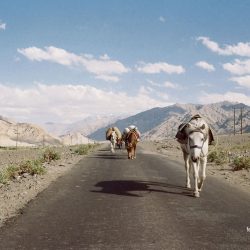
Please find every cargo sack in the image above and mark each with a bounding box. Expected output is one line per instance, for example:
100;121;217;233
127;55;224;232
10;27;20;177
113;127;122;139
106;128;112;140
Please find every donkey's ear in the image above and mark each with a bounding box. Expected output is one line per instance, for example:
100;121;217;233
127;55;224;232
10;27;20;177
200;124;205;130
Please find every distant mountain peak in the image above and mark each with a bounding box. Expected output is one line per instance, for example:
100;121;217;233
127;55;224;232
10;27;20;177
88;101;250;140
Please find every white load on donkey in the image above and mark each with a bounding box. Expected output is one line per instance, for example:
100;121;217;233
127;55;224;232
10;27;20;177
175;114;215;198
122;125;141;159
122;125;141;144
106;127;122;153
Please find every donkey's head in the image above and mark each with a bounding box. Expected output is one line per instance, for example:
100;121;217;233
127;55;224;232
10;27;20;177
110;131;117;143
186;123;207;162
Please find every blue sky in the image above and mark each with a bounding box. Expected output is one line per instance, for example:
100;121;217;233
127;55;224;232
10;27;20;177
0;0;250;124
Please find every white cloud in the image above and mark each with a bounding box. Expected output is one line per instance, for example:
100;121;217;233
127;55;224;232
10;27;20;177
18;46;129;82
99;54;110;60
0;21;6;30
197;36;250;57
139;85;170;101
158;16;166;23
163;81;179;89
95;75;119;83
0;83;170;124
195;61;215;72
199;91;250;105
136;61;185;74
147;79;180;89
230;75;250;88
223;59;250;75
196;82;212;87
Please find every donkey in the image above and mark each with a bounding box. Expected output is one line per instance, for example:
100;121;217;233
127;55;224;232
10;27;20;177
126;131;138;159
176;115;213;198
110;131;117;153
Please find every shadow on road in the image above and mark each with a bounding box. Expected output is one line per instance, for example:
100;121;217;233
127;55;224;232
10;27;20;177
91;180;193;197
88;153;126;160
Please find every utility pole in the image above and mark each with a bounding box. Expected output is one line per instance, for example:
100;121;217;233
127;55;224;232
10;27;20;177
15;124;19;150
240;107;243;135
233;106;244;135
233;107;236;135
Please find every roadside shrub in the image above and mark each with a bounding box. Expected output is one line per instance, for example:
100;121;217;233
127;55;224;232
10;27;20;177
208;150;228;165
19;160;46;175
233;156;250;171
5;165;19;179
0;160;46;185
0;165;20;184
207;151;218;163
74;144;94;155
0;171;8;184
43;148;60;162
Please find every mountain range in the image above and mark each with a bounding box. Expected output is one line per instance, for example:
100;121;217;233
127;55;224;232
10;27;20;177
43;114;127;136
89;102;250;140
0;116;61;147
0;101;249;146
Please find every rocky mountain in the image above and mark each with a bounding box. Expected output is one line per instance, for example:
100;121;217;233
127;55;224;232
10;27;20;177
0;116;62;147
60;132;95;145
89;102;250;141
43;114;126;137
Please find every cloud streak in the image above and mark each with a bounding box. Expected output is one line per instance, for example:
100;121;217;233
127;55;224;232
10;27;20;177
158;16;166;23
197;36;250;57
199;91;250;105
136;61;185;74
223;59;250;75
0;21;6;30
18;46;129;82
0;83;170;124
230;75;250;88
195;61;215;72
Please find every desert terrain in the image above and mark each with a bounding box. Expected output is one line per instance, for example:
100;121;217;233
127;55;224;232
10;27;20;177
0;133;249;228
0;144;101;227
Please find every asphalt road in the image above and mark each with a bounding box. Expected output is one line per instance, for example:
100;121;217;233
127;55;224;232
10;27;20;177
0;145;250;250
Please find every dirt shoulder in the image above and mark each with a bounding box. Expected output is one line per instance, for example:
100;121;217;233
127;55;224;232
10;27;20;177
139;136;250;195
0;144;102;228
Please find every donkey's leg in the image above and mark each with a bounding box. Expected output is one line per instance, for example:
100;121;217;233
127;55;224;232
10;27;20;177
131;146;135;159
184;153;191;188
193;161;200;197
198;156;207;191
134;144;137;159
111;141;115;153
127;149;131;159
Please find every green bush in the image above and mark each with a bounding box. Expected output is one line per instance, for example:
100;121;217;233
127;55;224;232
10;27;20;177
208;150;228;165
233;156;250;171
43;148;60;162
74;144;94;155
19;160;46;175
0;160;46;184
0;165;19;184
0;171;8;184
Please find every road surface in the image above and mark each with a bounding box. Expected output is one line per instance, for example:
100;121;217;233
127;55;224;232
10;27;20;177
0;145;250;249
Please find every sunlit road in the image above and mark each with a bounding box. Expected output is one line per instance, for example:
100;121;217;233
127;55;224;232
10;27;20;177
0;145;250;249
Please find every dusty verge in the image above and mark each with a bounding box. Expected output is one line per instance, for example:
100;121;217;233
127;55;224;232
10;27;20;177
0;145;102;227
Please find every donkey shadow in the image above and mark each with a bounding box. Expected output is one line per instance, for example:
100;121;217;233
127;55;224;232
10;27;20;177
88;153;126;160
91;180;193;197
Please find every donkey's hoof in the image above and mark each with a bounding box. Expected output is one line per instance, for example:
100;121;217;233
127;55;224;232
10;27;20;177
193;191;200;198
186;184;191;189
